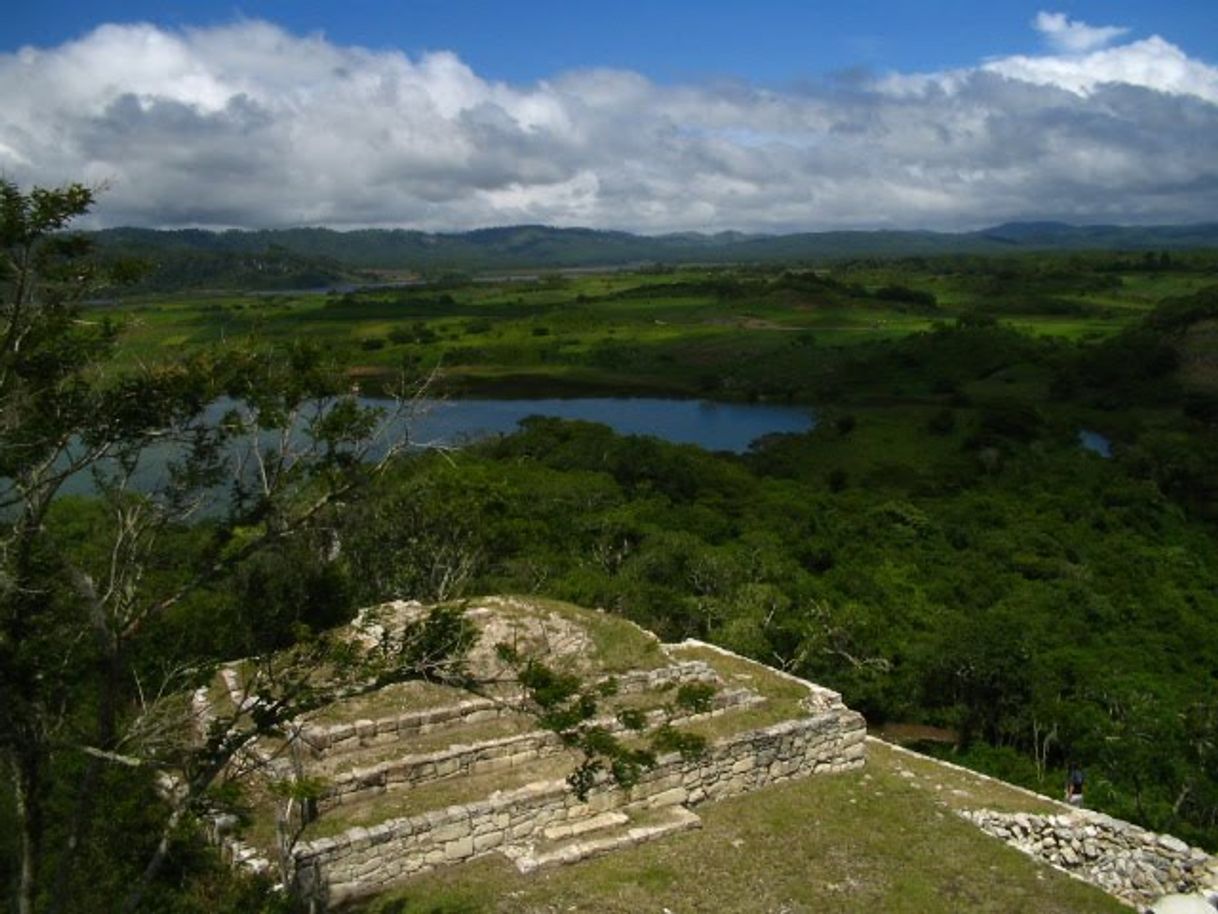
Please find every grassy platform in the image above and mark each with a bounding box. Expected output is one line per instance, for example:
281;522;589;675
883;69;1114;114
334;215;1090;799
352;739;1123;914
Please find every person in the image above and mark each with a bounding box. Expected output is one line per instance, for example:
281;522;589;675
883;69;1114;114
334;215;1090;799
1066;765;1085;806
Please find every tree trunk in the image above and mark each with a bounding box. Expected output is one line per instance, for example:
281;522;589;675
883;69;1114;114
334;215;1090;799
119;804;183;914
48;593;124;914
11;750;44;914
46;759;100;914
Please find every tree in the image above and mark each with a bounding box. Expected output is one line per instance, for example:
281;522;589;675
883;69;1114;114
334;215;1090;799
0;181;430;913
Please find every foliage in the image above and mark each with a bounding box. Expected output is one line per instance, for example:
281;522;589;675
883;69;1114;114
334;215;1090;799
674;682;717;715
332;401;1218;849
494;644;708;800
0;181;449;914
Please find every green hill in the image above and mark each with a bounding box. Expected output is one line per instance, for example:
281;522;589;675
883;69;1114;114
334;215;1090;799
89;222;1218;291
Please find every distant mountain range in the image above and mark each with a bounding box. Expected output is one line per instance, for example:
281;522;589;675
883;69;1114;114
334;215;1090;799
90;221;1218;289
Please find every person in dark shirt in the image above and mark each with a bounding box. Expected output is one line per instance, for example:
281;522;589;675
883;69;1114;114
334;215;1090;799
1066;765;1085;807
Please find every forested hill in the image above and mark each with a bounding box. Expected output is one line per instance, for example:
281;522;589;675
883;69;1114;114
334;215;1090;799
91;221;1218;285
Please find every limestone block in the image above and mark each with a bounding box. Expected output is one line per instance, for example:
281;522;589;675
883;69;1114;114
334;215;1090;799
1160;834;1191;855
586;792;616;814
649;787;688;808
432;820;471;843
474;830;504;852
473;817;499;837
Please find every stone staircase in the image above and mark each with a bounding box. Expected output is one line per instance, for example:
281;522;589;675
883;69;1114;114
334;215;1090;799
501;805;704;874
211;601;869;910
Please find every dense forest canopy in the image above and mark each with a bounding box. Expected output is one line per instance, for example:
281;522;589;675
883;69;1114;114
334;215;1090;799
2;181;1218;912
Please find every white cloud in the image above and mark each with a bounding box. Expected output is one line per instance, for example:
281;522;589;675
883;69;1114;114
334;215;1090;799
985;36;1218;103
0;19;1215;232
1034;11;1129;54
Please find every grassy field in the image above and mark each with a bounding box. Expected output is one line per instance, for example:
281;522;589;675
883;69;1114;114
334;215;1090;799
353;739;1124;914
93;259;1205;402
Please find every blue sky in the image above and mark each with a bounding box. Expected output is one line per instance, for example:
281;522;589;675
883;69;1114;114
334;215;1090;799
2;2;1217;231
7;0;1216;85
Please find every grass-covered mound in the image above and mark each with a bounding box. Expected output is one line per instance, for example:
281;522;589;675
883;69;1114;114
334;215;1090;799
356;739;1126;914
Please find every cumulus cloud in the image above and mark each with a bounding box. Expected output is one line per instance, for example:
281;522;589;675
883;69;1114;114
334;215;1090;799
985;35;1218;102
0;18;1216;231
1034;11;1129;54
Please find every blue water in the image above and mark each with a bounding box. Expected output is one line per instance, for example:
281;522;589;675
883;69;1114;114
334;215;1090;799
1078;429;1112;458
45;397;815;502
411;398;815;452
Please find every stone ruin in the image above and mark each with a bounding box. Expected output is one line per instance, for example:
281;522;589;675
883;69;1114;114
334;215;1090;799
961;808;1218;911
199;596;868;910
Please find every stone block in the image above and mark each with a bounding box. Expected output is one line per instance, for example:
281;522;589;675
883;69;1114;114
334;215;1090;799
474;830;504;852
431;821;470;843
1159;834;1191;854
649;787;687;808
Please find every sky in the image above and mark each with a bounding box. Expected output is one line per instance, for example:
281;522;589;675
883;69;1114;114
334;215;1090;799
2;1;1217;233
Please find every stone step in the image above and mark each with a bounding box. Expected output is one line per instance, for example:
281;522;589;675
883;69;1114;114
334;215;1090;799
502;805;702;874
309;712;539;779
310;688;766;807
541;810;629;842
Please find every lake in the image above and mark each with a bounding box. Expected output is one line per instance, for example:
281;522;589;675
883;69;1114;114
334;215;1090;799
407;398;816;453
48;397;815;502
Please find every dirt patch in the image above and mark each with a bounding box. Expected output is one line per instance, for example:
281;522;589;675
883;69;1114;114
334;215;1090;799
872;722;958;745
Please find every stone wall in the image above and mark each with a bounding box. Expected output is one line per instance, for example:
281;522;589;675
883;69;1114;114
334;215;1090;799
961;808;1218;910
292;703;866;907
297;660;719;760
316;685;762;811
300;697;512;758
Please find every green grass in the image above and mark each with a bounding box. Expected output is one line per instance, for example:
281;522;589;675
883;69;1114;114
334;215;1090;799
355;739;1124;914
661;644;812;741
306;680;471;724
99;262;1210;403
666;644;808;707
